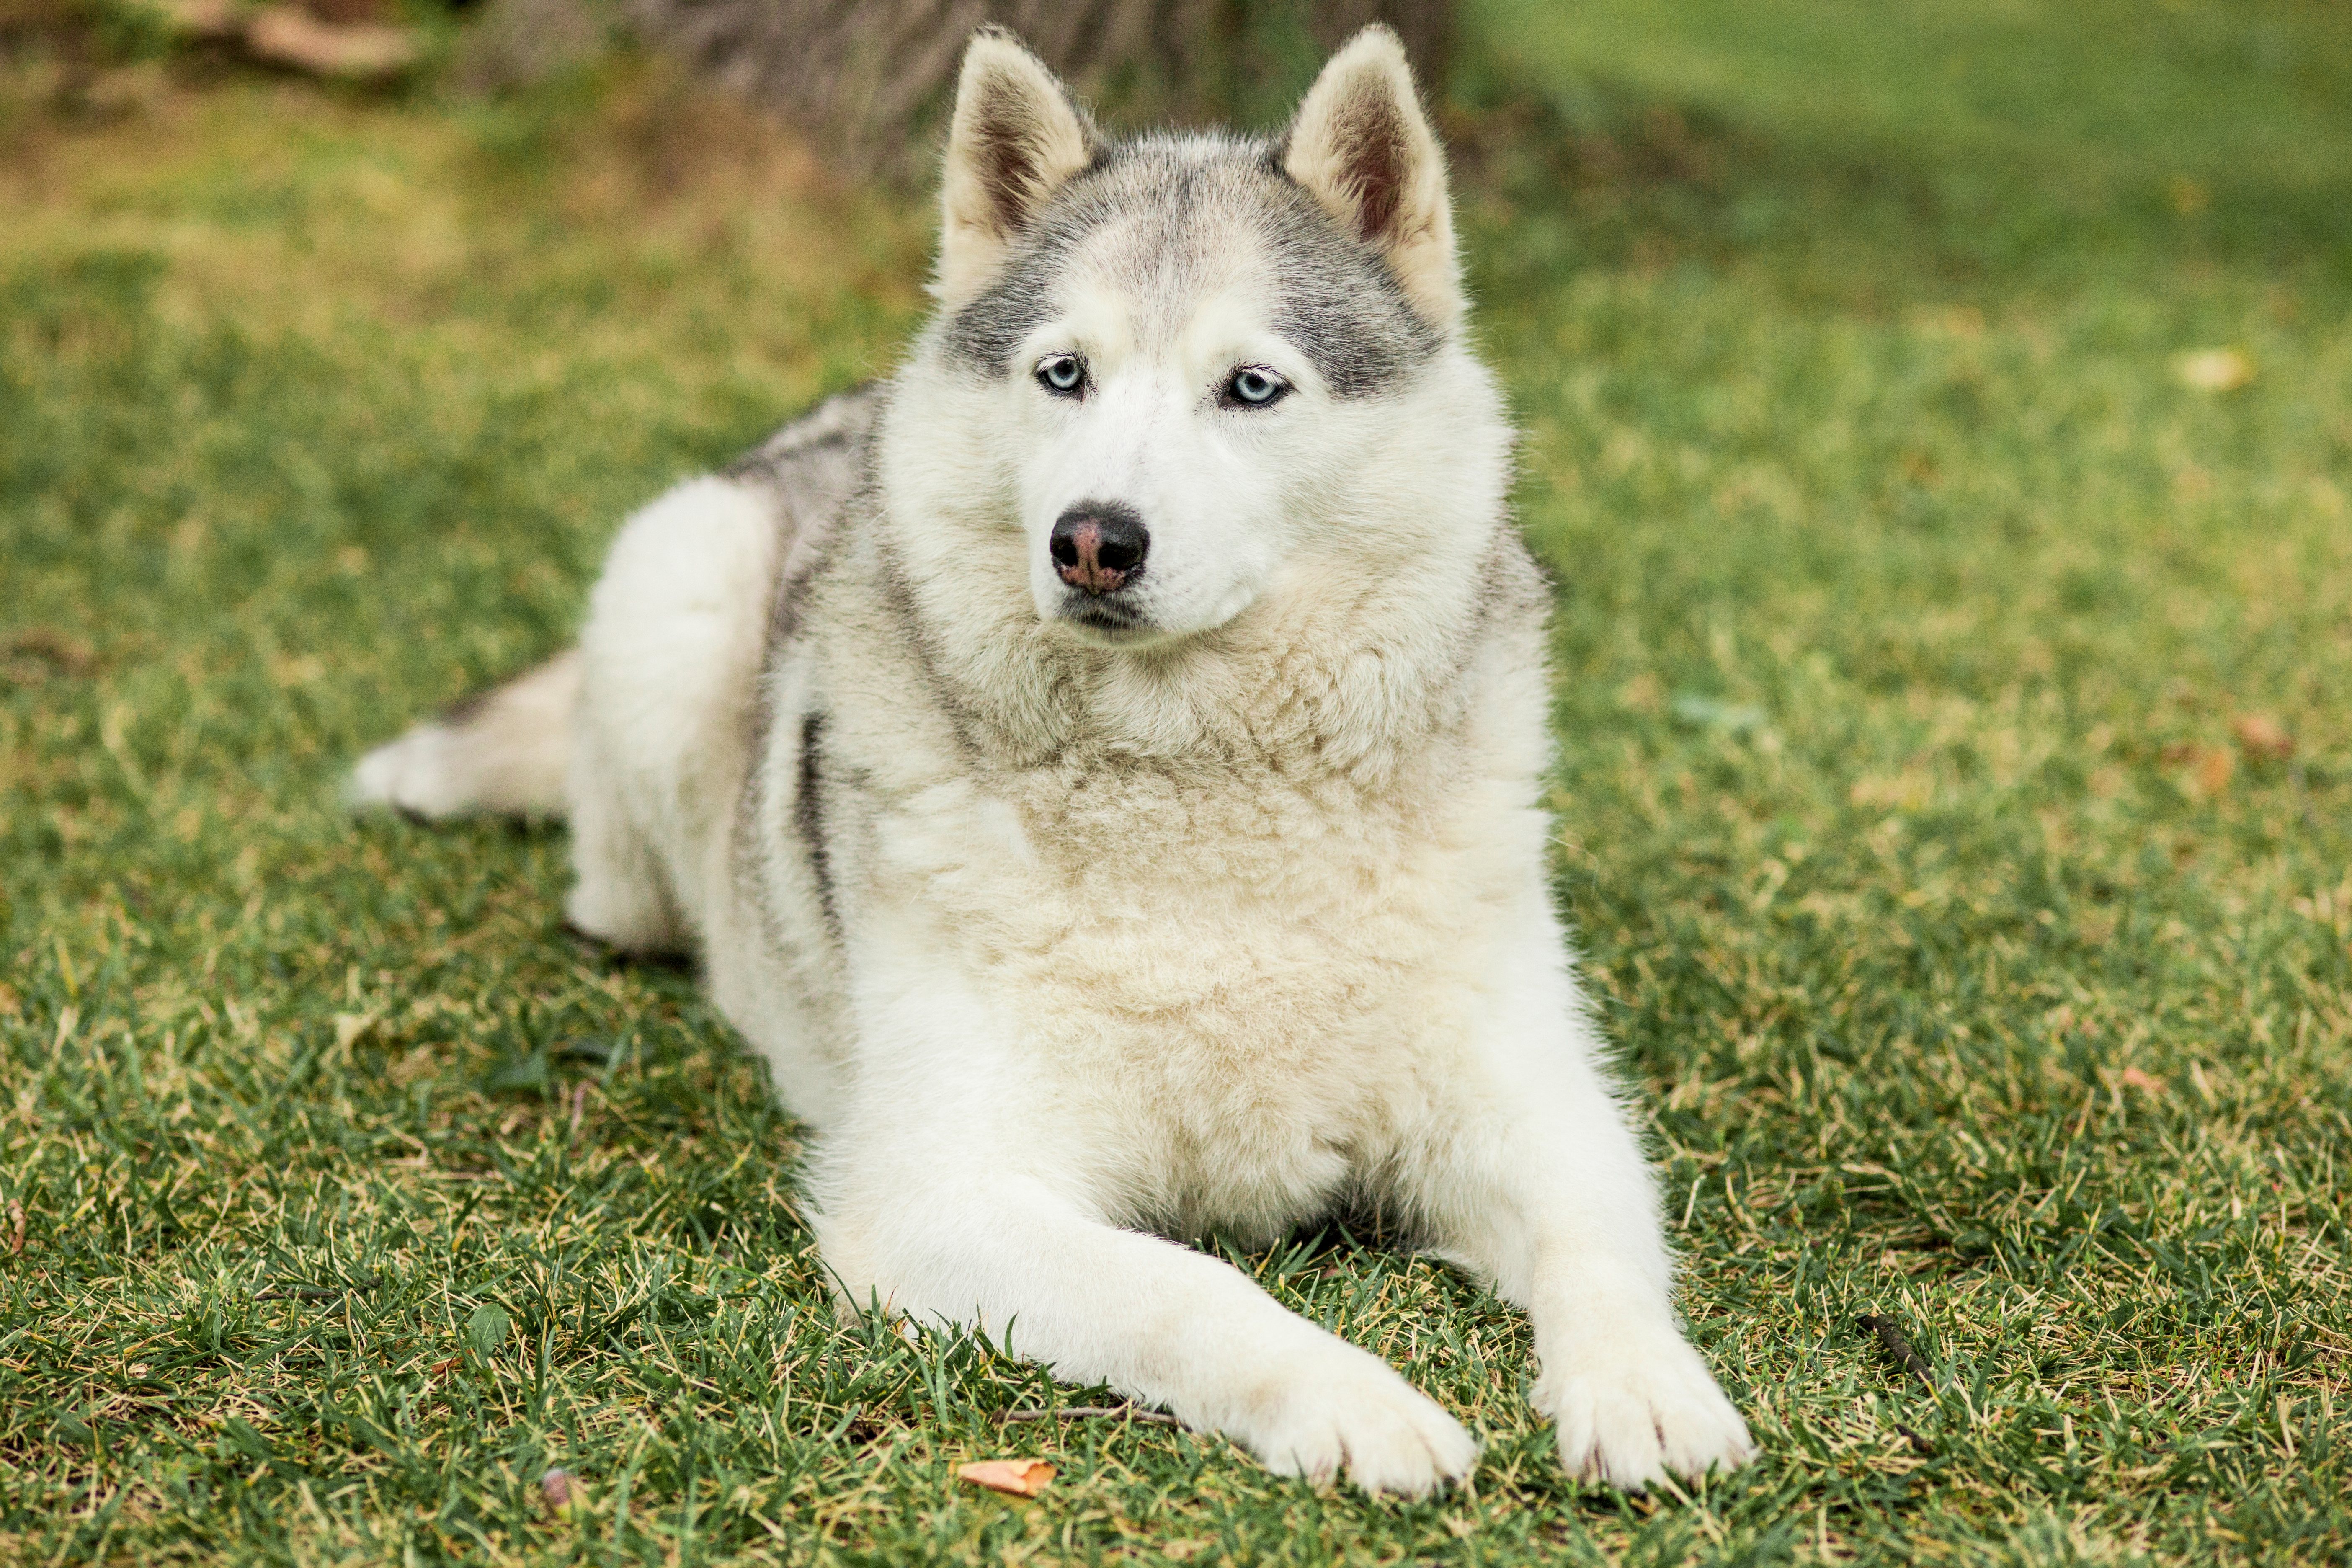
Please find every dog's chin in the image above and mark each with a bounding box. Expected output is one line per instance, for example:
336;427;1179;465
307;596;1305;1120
1044;580;1264;652
1048;597;1183;651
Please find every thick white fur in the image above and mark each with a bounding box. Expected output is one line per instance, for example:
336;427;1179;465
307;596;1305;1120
350;26;1755;1496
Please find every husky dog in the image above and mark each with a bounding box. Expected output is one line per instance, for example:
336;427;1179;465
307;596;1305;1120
352;25;1755;1494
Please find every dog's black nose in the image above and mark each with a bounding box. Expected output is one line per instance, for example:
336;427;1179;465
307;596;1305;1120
1050;503;1148;596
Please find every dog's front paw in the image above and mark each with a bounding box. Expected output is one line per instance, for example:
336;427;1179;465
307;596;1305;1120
1538;1322;1754;1490
1240;1343;1479;1497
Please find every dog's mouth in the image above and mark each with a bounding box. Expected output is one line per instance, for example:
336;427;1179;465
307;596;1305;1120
1054;593;1158;644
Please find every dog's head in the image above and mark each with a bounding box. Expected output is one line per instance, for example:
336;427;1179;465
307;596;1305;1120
892;24;1503;652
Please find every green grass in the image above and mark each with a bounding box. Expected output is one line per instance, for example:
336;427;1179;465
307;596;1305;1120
3;2;2348;1561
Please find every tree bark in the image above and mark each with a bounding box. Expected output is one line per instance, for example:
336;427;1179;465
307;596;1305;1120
624;0;1454;178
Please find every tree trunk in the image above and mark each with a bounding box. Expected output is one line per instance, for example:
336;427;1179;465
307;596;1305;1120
624;0;1454;178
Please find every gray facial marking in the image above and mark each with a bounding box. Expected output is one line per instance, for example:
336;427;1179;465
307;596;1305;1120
1255;169;1441;398
943;235;1070;374
941;134;1441;398
942;145;1124;374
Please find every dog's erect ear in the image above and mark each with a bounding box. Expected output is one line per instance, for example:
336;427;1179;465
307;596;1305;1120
1281;25;1459;329
938;28;1100;304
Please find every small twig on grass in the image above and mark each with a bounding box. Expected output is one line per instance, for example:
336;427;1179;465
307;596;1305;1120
1856;1313;1935;1389
256;1274;382;1302
1858;1315;1940;1454
5;628;98;678
997;1405;1181;1427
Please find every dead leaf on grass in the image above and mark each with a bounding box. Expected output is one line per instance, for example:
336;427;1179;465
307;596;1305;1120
2195;745;2236;797
2229;713;2293;760
245;6;423;77
540;1467;582;1514
6;1201;23;1256
2173;348;2254;392
2118;1067;2165;1094
956;1458;1055;1498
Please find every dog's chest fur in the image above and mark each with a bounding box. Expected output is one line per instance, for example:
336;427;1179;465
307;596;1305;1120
809;606;1547;1240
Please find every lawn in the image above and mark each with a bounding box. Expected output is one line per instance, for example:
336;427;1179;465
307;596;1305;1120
2;1;2348;1562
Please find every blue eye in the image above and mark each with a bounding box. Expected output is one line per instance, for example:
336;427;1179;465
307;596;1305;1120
1226;367;1287;407
1037;354;1086;395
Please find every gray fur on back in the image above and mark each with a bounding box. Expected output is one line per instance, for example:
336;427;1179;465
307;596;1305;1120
722;384;886;642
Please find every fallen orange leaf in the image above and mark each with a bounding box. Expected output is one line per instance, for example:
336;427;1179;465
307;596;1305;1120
2195;746;2235;797
2118;1067;2164;1094
245;6;423;77
957;1459;1055;1498
2228;713;2293;760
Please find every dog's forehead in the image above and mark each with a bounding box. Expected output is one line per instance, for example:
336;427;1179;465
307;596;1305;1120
941;135;1439;397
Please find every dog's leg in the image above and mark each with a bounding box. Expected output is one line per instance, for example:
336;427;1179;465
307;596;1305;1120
820;1173;1478;1495
561;718;686;954
350;649;581;820
560;475;787;955
810;985;1478;1496
1401;928;1756;1491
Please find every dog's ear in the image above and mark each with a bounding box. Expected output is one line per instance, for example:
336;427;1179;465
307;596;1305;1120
938;27;1100;304
1281;24;1459;329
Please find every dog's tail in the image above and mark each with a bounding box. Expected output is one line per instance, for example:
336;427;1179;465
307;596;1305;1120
349;649;580;821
